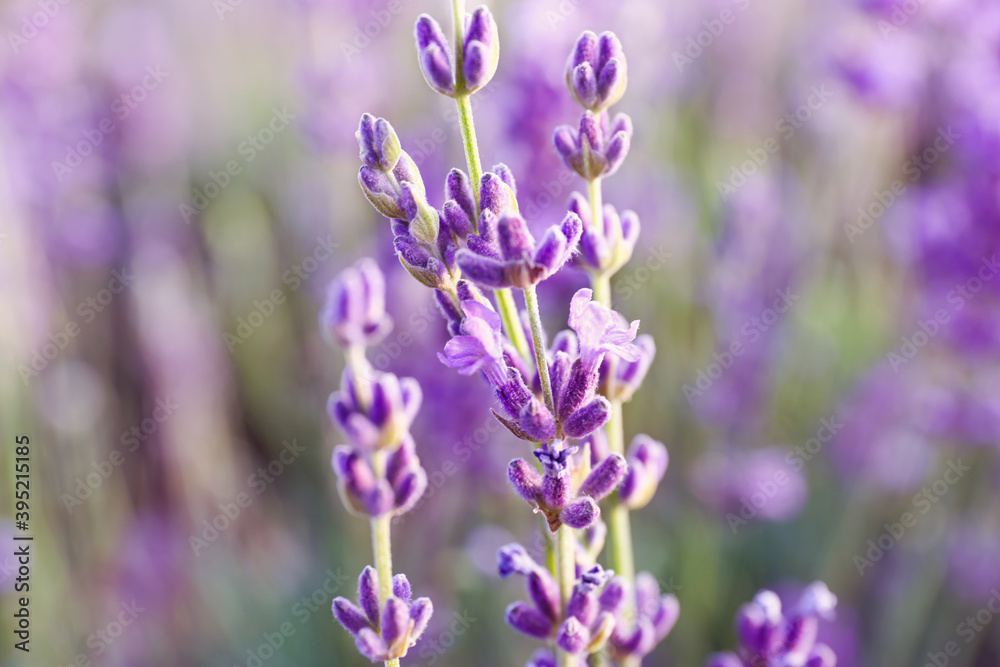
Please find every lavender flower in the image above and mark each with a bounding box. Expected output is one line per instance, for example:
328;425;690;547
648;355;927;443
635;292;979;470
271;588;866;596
415;6;499;97
568;288;640;375
332;435;428;518
553;111;633;181
601;334;655;403
707;582;838;667
437;298;507;386
326;366;422;452
333;567;433;662
603;573;680;663
568;192;641;276
508;443;625;531
591;432;669;511
499;546;618;657
319;258;393;349
565;30;628;113
456;210;583;289
356;115;425;221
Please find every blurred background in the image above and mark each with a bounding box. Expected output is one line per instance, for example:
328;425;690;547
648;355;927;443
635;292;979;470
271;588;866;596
2;0;999;665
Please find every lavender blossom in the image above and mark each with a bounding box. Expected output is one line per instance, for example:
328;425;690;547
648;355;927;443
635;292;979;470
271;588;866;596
456;210;583;289
565;30;628;113
568;192;641;276
327;367;422;451
568;288;641;375
356;115;426;221
333;567;433;662
499;547;618;657
553;111;633;181
508;443;625;531
707;582;838;667
590;432;669;511
319;258;393;349
603;573;680;663
415;6;499;97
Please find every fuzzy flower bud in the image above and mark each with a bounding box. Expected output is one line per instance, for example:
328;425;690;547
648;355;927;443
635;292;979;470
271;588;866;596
320;259;393;349
554;111;632;181
565;31;628;113
415;6;499;97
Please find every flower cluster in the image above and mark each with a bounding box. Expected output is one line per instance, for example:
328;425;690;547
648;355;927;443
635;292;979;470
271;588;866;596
438;287;641;444
508;443;626;532
333;567;433;663
416;6;499;96
706;582;838;667
499;545;619;660
321;260;434;661
589;431;669;511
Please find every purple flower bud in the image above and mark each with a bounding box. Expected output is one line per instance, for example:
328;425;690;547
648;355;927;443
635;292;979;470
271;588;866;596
480;171;518;218
565;31;628;112
528;570;561;622
536;445;576;509
557;617;591;654
456;249;508;288
563;396;612;439
358;566;381;629
797;581;838;620
498;542;537;577
519;397;557;442
736;590;784;657
599;576;628;613
332;597;370;635
381;596;409;651
553;111;634;182
499;213;536;259
443;199;474;240
508;459;544;505
410;597;434;639
560;496;600;530
434;289;463;336
652;594;680;641
506;601;555;639
619;434;668;510
579;453;627;500
359;165;405;219
492;163;517;195
461;6;499;92
415;15;456;96
392;574;411;604
355;627;389;662
356;113;401;171
446;168;476;220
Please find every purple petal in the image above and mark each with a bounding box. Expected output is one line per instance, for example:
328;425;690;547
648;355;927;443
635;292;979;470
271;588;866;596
579;453;627;500
332;597;370;635
392;574;411;605
560;496;600;530
381;596;409;648
556;617;590;654
355;627;388;662
528;570;561;623
508;459;544;504
506;602;555;639
410;597;434;639
457;249;509;288
563;396;612;439
358;566;381;629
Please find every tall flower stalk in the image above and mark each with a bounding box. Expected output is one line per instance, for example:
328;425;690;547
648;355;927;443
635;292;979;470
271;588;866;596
354;4;677;665
322;260;434;666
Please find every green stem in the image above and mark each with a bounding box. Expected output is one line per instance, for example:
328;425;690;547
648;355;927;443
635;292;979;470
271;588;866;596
523;285;555;416
587;177;603;233
592;272;611;306
557;524;579;667
606;399;636;591
455;94;483;216
370;508;400;667
495;287;532;366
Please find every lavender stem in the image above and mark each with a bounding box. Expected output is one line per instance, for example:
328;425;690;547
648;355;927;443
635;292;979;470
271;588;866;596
523;284;556;416
557;523;579;667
